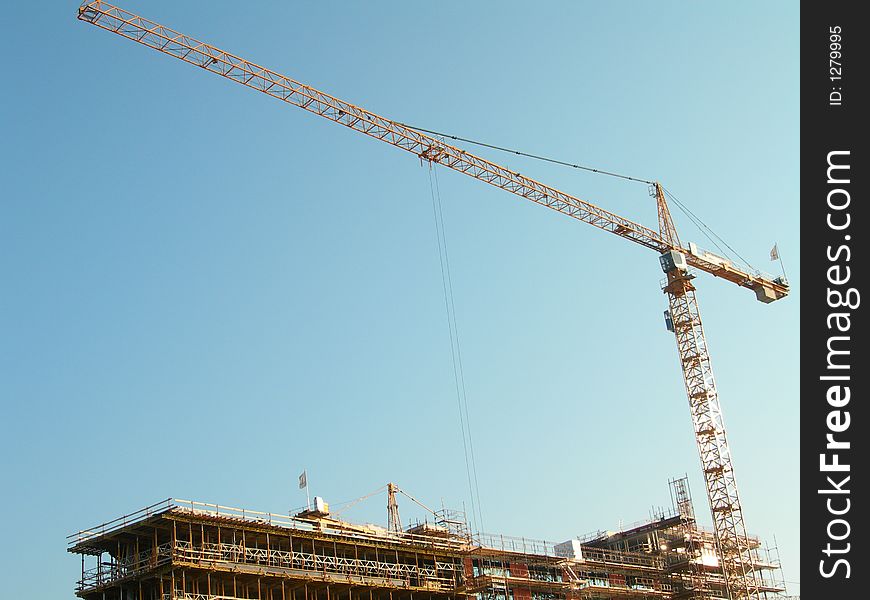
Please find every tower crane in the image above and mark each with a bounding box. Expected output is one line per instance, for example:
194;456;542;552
77;3;789;599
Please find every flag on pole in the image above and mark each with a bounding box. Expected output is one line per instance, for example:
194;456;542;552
298;470;307;489
770;243;779;261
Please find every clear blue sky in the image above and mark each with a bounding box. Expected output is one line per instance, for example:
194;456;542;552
1;1;799;596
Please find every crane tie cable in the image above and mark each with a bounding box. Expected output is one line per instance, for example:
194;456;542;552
661;186;757;273
398;122;655;185
403;122;760;274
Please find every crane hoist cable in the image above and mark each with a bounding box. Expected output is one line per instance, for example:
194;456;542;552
428;166;484;534
434;166;485;535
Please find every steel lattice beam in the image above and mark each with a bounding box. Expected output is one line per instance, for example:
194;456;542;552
664;272;762;599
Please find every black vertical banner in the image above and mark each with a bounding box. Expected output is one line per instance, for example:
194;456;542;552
802;3;866;598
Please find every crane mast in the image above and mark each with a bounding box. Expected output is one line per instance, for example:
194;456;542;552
387;483;402;534
77;3;789;598
656;185;761;599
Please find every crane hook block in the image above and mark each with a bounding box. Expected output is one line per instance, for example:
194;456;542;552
659;250;687;273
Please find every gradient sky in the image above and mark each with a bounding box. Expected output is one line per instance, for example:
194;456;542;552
1;1;800;597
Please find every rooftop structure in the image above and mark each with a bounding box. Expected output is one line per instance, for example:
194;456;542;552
67;479;786;600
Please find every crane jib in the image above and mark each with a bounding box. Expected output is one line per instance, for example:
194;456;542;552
76;1;787;304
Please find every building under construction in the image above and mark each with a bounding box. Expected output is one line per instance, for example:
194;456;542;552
68;478;786;600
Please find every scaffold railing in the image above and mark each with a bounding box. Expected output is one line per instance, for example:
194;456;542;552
67;498;175;547
78;542;173;591
68;498;471;550
473;533;664;570
475;533;556;556
78;538;461;593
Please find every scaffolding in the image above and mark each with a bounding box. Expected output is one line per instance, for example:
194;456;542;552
68;487;786;600
583;478;786;600
70;499;467;600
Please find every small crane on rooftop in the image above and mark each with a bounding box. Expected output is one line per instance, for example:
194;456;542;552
77;3;789;598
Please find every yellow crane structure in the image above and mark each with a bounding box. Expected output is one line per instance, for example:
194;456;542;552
76;3;790;599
